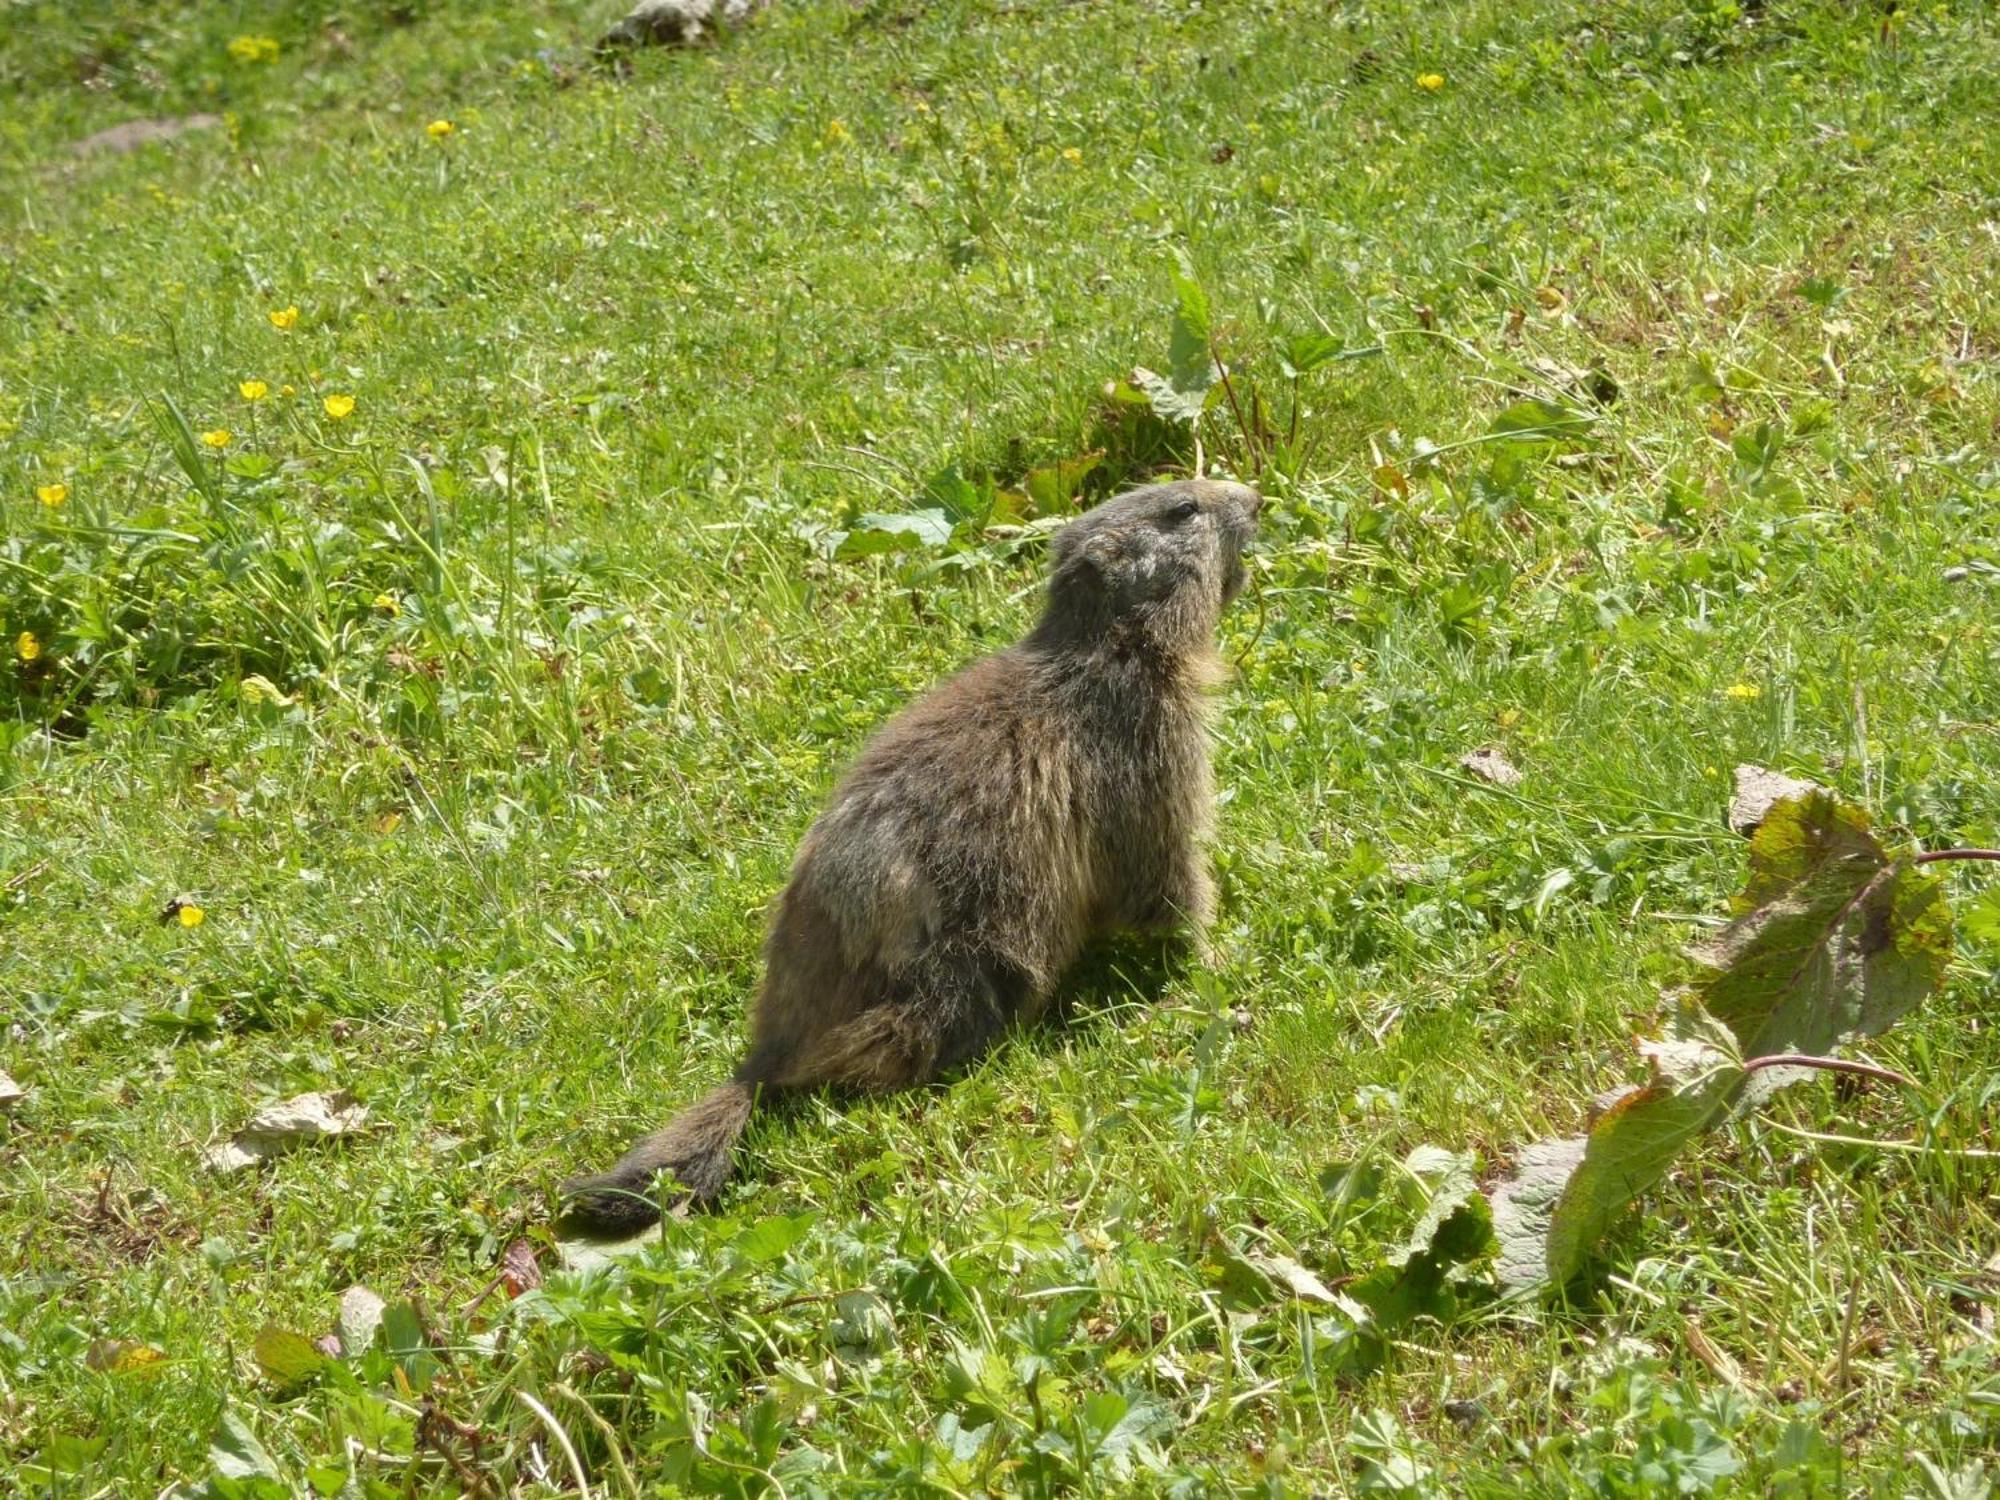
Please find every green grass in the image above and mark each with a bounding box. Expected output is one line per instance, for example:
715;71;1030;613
3;0;1999;1492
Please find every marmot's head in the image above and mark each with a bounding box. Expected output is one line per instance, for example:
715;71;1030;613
1044;479;1261;646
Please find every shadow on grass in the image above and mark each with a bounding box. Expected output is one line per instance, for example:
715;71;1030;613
555;931;1195;1238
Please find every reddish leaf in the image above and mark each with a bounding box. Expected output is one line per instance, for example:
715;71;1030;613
499;1238;542;1298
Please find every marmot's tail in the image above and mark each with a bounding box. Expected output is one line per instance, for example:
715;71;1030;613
559;1080;755;1236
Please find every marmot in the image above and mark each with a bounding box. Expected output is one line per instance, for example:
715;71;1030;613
560;477;1262;1233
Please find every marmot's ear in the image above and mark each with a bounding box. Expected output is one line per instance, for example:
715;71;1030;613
1078;532;1124;572
1054;526;1114;573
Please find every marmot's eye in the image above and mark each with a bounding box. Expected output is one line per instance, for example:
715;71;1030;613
1166;500;1201;524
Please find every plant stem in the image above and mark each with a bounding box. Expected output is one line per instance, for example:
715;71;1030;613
1763;1119;2000;1160
1741;1054;1914;1089
1913;847;2000;865
1212;345;1260;475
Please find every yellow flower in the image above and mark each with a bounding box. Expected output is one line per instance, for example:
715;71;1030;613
426;119;455;139
373;592;401;616
201;429;231;449
1061;147;1082;165
323;394;356;420
824;119;852;146
280;384;297;397
239;379;268;401
15;632;40;661
36;482;68;508
268;305;299;329
1724;681;1761;700
178;904;206;928
227;35;280;64
1416;72;1445;91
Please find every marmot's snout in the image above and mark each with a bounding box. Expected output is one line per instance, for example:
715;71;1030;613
1203;481;1262;603
1190;478;1262;524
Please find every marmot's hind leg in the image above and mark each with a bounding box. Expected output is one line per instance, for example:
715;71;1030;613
766;1007;939;1091
752;949;1027;1093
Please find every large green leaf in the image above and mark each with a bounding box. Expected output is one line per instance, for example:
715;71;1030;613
1130;366;1214;426
833;509;957;560
1351;1146;1493;1325
251;1326;327;1390
1691;792;1951;1065
1488;1015;1742;1293
1488;1137;1585;1292
1021;451;1101;514
205;1408;290;1498
1278;334;1383;379
1541;1008;1744;1286
730;1211;818;1266
1166;249;1214;392
1485;397;1594;450
1131;250;1221;427
1484;791;1956;1292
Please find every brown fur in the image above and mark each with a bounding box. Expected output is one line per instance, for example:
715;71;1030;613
560;478;1261;1234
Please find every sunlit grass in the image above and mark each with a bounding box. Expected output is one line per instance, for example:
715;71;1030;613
2;0;1997;1492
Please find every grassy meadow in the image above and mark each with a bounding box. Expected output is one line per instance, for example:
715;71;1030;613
3;0;1999;1492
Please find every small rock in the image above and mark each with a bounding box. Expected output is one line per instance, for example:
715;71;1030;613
1727;764;1822;838
1524;357;1620;407
204;1091;369;1172
1443;1398;1487;1430
1460;748;1522;788
598;0;764;51
558;1222;665;1274
69;114;221;157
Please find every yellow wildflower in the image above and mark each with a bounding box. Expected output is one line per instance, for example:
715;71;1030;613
178;904;206;928
323;394;356;420
1416;72;1445;91
280;384;297;397
268;305;299;329
16;632;40;661
426;119;455;139
1724;681;1761;700
239;379;268;401
201;429;231;449
824;119;852;146
36;482;68;508
226;35;279;64
1061;147;1082;165
373;592;401;616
